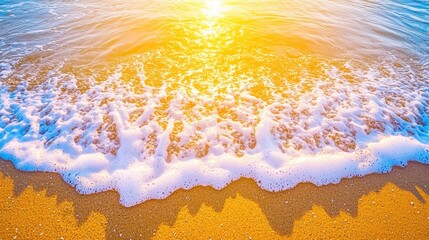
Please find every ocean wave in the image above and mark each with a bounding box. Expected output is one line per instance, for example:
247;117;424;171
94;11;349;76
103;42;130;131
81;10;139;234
1;52;428;206
1;0;429;206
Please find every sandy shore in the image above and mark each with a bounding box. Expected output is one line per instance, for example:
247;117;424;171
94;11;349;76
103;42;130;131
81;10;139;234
1;159;429;239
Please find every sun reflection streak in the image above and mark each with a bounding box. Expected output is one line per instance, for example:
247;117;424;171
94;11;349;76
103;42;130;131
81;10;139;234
199;0;225;38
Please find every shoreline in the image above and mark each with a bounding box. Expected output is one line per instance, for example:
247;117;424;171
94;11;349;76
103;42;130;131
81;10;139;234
1;158;429;239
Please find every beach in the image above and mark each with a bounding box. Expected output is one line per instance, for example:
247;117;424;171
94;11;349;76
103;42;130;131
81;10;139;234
1;159;429;239
1;0;429;238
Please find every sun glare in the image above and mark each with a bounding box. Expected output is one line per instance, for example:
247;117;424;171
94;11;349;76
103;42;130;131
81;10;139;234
202;0;223;18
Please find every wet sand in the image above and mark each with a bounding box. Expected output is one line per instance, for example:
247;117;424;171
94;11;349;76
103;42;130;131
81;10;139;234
1;158;429;239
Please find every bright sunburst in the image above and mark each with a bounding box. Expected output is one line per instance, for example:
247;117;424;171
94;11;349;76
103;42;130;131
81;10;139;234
202;0;223;18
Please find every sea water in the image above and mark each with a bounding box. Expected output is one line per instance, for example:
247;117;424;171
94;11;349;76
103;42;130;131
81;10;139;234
0;0;428;206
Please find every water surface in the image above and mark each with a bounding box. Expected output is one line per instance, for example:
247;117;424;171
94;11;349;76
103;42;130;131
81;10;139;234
1;0;429;205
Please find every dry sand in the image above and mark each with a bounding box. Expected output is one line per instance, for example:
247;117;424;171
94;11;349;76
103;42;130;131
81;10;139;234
1;158;429;239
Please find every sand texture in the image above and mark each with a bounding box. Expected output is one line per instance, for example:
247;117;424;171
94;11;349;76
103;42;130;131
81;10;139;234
1;159;429;239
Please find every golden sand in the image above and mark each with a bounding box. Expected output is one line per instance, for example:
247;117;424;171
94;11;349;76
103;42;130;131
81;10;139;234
1;159;429;239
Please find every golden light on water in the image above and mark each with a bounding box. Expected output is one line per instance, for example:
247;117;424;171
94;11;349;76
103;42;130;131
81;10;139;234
1;0;428;206
2;0;425;162
5;0;351;153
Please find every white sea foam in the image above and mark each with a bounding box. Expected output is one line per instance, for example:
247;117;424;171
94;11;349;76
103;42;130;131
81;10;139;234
1;0;429;206
1;52;428;206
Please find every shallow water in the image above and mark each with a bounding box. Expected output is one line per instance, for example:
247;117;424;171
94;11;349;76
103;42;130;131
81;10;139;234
0;0;429;206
